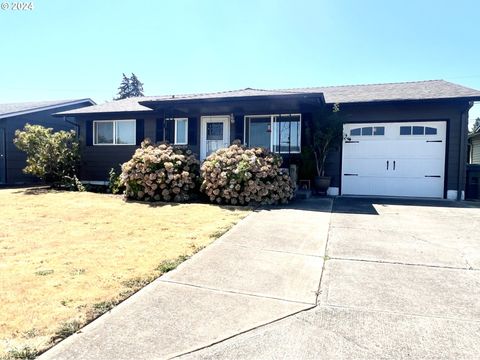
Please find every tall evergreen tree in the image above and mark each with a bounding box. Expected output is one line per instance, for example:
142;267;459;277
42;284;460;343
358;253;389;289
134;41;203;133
129;73;144;97
114;73;144;100
115;73;131;100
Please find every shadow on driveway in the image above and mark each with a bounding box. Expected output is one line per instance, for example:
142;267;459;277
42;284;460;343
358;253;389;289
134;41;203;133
332;196;480;215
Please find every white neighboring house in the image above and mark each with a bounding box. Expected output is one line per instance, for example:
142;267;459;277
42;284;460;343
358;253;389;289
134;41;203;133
469;127;480;164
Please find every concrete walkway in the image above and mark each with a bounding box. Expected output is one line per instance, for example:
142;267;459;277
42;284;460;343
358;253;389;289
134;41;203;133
183;198;480;359
39;199;332;360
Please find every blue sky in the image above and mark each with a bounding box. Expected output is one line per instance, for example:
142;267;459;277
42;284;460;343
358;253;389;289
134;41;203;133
1;0;480;127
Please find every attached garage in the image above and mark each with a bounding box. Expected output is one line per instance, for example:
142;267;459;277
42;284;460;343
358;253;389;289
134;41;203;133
342;121;447;198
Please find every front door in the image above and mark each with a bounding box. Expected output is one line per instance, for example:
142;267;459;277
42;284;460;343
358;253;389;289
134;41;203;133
0;128;5;184
200;116;230;160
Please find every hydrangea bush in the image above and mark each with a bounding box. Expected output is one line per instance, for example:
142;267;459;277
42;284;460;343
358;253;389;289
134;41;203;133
200;142;294;205
121;140;199;202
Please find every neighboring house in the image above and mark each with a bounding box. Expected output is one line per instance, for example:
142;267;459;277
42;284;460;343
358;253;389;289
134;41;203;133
0;99;95;184
469;131;480;164
56;80;480;200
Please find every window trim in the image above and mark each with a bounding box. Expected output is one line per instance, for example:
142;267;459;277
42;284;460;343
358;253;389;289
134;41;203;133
399;125;438;136
93;119;136;146
172;118;189;145
243;113;301;154
350;126;385;137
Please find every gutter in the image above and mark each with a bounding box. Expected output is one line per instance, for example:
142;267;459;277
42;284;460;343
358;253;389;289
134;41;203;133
457;102;474;200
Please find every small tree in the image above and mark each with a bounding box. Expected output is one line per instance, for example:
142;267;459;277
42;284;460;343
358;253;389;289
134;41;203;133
114;73;144;100
13;124;80;185
308;104;344;177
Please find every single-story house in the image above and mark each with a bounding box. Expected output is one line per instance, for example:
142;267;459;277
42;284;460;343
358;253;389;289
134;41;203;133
469;131;480;164
55;80;480;200
0;99;95;184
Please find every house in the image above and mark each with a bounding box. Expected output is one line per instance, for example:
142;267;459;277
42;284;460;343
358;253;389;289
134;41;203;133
469;131;480;164
55;80;480;200
0;99;95;184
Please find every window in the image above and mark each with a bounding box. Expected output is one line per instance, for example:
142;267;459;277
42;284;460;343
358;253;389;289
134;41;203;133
400;126;438;136
350;128;361;136
174;118;188;145
400;126;411;135
350;126;384;136
94;120;136;145
413;126;424;135
361;127;373;136
245;114;301;153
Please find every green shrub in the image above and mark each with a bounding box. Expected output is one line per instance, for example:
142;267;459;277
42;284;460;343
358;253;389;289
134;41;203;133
3;346;38;360
108;167;124;194
13;124;80;186
200;142;294;205
52;320;82;341
120;140;199;202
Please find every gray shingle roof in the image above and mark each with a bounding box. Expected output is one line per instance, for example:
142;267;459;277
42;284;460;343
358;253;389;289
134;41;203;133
0;98;94;119
56;80;480;116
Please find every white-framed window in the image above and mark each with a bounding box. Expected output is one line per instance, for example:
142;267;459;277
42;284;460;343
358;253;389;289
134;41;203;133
350;126;385;136
173;118;188;145
244;114;301;153
400;126;438;136
94;120;136;145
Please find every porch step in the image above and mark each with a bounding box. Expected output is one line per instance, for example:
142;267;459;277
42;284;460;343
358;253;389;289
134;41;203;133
295;189;312;199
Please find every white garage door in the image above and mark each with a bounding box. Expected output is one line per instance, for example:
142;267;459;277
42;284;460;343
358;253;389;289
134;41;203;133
342;121;446;198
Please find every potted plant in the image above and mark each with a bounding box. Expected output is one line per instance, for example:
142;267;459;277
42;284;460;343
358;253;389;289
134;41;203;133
309;104;344;193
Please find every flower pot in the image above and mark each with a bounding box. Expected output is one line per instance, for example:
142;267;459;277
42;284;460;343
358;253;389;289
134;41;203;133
314;176;331;193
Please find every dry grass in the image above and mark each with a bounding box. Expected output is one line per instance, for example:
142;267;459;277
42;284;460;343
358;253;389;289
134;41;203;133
0;188;249;357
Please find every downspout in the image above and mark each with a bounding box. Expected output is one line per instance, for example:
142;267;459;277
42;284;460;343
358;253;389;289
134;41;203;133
457;101;473;200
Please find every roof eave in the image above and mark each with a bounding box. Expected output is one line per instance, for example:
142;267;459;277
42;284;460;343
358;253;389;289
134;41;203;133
139;92;326;109
0;98;96;119
325;96;480;105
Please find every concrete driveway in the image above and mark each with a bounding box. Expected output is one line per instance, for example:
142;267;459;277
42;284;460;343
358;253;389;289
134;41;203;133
181;198;480;359
39;197;480;359
39;199;332;360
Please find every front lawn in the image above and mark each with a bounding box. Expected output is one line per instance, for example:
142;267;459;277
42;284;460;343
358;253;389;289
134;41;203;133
0;188;249;357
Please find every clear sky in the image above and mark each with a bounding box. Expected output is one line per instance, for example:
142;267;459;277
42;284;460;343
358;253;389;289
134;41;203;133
1;0;480;127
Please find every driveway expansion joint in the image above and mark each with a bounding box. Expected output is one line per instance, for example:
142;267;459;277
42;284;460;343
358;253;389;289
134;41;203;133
329;256;479;271
169;303;317;359
158;278;317;306
219;242;326;258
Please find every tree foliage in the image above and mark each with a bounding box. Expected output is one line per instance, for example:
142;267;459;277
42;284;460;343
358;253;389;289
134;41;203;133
13;124;80;185
472;117;480;133
114;73;144;100
307;104;344;177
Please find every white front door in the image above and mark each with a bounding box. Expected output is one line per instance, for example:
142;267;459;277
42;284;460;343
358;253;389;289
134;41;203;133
200;116;230;160
342;121;447;198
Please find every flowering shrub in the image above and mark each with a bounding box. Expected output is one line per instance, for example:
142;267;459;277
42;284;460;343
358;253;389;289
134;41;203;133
121;140;199;202
200;142;294;205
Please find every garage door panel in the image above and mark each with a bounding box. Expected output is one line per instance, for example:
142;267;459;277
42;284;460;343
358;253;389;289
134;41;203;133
343;140;398;158
341;121;446;198
342;176;388;196
393;158;445;178
343;158;390;177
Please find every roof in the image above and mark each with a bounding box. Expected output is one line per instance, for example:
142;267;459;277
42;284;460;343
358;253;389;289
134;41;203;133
0;98;95;119
56;80;480;116
297;80;480;104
